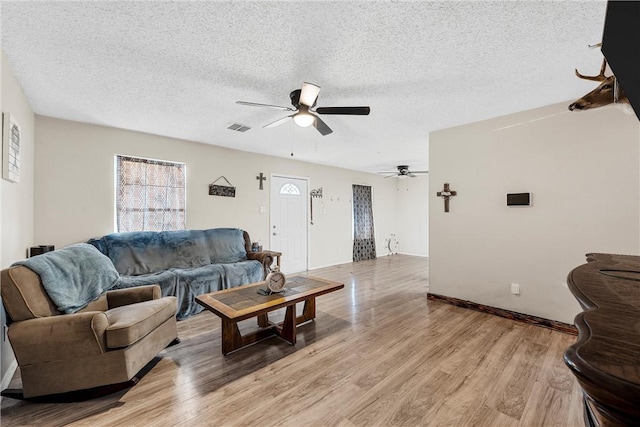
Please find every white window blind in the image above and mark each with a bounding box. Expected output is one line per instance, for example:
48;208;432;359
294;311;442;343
116;155;186;232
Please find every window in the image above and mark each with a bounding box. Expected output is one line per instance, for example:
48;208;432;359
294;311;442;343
280;183;301;195
115;155;186;232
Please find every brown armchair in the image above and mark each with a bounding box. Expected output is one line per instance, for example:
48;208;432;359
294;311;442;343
1;265;178;398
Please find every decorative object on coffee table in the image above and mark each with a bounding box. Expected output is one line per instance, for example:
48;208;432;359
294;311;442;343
264;266;286;293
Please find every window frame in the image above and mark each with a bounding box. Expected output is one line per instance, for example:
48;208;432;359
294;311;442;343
114;154;187;232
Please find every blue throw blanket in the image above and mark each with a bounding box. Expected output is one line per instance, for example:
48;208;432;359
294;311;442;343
88;228;249;276
88;228;263;319
13;243;121;314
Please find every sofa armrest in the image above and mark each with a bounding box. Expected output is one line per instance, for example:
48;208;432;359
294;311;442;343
106;285;161;308
8;312;109;366
247;251;274;270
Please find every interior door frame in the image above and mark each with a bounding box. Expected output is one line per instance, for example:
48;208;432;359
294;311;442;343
270;173;310;272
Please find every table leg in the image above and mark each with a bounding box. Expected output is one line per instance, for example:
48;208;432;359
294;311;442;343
279;305;297;345
297;297;316;325
221;318;241;355
257;313;269;328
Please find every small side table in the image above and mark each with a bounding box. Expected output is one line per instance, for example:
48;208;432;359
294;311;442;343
261;250;282;270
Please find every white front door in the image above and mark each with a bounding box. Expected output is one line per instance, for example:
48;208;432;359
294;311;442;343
270;175;308;274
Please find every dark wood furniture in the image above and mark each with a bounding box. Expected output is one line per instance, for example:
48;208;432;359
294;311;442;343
565;253;640;427
196;275;344;355
261;250;282;269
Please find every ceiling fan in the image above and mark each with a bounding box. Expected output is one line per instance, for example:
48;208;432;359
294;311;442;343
236;82;370;136
377;165;429;179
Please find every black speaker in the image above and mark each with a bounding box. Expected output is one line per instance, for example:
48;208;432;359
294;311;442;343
29;245;55;257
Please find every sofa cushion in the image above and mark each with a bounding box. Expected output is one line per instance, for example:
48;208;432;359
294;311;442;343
89;228;248;275
104;297;177;348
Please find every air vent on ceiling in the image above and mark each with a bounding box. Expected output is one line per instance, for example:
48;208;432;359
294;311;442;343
227;123;251;132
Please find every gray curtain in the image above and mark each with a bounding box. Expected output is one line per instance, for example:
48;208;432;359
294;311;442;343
352;184;376;261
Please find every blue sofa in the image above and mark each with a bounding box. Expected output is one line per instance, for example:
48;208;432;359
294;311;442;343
88;228;273;319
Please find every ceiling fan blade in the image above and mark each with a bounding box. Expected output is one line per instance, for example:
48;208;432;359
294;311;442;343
264;115;293;128
410;171;429;174
236;101;295;111
312;114;333;136
315;106;370;115
299;82;321;107
407;173;417;178
377;171;398;175
383;174;396;178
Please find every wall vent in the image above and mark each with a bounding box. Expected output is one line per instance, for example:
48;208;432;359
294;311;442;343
227;123;251;132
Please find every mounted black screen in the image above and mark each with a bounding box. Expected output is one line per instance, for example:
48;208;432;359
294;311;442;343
602;1;640;121
507;193;530;206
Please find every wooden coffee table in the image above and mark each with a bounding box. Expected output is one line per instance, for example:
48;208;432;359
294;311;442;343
195;275;344;355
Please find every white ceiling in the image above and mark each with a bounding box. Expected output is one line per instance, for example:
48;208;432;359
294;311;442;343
1;1;608;174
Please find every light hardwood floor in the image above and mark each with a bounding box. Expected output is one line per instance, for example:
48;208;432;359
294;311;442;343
1;255;584;426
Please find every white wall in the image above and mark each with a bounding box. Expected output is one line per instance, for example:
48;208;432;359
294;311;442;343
429;102;640;324
1;52;35;388
34;116;401;270
396;175;429;257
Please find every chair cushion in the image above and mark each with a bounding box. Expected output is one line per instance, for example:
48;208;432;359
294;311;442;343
1;266;60;320
104;297;176;349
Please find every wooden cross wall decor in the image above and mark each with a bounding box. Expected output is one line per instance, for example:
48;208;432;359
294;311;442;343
437;183;457;213
256;173;266;190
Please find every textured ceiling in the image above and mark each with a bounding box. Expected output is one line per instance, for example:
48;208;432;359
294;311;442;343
1;1;608;174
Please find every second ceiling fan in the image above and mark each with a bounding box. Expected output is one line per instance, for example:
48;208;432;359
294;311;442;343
378;165;429;178
236;82;370;136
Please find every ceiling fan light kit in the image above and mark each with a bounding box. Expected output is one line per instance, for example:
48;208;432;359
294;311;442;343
292;106;315;128
236;82;370;136
299;82;321;107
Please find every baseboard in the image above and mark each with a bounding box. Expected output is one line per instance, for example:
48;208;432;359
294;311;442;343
1;359;18;392
397;252;428;258
427;293;577;335
308;260;353;271
309;254;427;271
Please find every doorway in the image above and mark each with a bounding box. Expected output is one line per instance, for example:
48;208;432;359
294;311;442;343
270;175;309;273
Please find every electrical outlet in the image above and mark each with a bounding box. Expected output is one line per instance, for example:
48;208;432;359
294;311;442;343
511;283;520;295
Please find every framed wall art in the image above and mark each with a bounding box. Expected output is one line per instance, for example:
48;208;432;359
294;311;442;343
208;176;236;197
2;112;21;183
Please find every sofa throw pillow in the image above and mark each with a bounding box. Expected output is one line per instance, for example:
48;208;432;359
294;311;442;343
13;243;121;313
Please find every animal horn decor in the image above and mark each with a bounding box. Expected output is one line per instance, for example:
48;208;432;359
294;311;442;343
568;58;630;111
